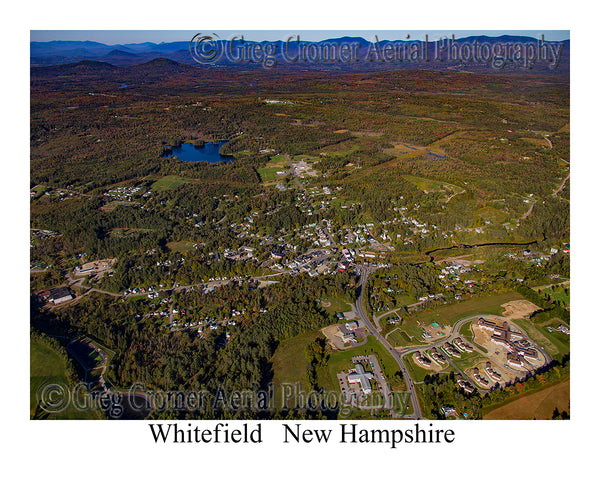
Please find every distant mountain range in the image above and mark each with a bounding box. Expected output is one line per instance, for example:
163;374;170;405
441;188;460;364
30;36;569;74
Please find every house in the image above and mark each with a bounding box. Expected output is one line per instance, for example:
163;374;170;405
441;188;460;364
441;405;456;416
414;352;432;367
455;337;474;352
443;342;461;358
485;362;502;382
271;251;284;261
457;376;474;394
429;348;446;364
473;367;489;387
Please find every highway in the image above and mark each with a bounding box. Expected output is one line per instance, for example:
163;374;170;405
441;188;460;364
354;264;423;419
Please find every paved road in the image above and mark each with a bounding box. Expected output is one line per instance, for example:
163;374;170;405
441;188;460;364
354;265;422;419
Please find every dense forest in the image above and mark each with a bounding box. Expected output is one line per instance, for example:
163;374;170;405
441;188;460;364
32;272;356;418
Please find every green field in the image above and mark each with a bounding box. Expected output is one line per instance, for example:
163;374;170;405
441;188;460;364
320;297;354;315
402;175;464;198
30;338;101;419
402;291;525;342
511;318;570;361
167;240;196;253
151;175;187;191
266;154;288;167
459;321;475;342
257;166;288;183
387;328;414;347
540;285;570;308
404;353;448;383
271;329;323;408
474;206;508;224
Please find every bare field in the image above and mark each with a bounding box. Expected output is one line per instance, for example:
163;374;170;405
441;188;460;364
484;378;570;419
321;325;351;351
501;300;541;320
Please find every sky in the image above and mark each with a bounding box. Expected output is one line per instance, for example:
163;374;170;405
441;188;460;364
30;30;570;45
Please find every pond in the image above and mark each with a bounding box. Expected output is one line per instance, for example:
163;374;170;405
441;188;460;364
163;141;234;163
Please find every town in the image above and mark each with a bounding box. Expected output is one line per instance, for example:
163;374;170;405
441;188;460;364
30;38;570;422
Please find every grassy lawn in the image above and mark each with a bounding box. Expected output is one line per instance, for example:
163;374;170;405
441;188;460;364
540;285;570;308
320;297;353;315
271;329;322;409
387;328;414;348
151;175;187;191
167;240;196;253
459;321;475;342
30;338;101;419
474;206;508;224
453;351;486;371
402;175;464;197
266;154;288;167
257;166;288;183
404;354;438;383
110;227;153;238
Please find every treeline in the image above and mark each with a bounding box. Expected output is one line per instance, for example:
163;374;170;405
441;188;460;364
482;355;570;411
420;372;483;419
305;338;329;392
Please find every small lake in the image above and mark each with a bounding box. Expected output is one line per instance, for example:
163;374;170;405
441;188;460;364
163;141;234;163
